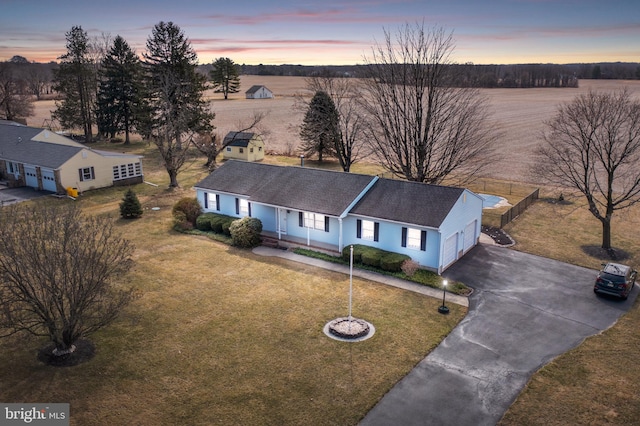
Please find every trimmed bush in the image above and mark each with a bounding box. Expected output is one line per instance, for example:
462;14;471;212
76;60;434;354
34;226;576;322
380;252;411;272
229;217;263;248
172;198;202;227
196;212;217;231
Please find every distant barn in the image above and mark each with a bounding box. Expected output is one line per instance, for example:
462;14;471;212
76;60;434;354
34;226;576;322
245;85;273;99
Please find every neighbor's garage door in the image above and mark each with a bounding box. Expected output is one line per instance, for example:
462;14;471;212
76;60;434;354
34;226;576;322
443;233;458;268
24;165;38;188
41;168;57;192
464;220;477;252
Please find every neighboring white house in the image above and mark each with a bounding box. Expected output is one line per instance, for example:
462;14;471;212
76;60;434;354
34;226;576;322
222;132;265;162
0;121;143;194
245;85;273;99
194;161;483;273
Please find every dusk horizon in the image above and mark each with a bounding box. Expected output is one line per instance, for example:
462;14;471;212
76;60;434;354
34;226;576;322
1;0;639;66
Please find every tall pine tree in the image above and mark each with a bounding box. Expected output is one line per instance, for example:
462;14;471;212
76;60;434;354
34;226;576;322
52;26;96;142
96;36;145;144
209;57;240;100
143;21;214;187
299;91;339;162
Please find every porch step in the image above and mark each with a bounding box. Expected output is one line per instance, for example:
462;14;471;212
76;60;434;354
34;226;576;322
261;236;282;249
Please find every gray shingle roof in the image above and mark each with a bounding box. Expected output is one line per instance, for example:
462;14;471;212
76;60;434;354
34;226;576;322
245;85;271;94
195;160;376;217
223;132;257;147
350;178;465;228
0;123;82;169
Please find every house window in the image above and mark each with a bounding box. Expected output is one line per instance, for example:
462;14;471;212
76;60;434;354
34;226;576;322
6;161;18;175
361;220;375;241
78;166;95;182
239;148;244;154
301;212;328;231
259;146;262;152
206;193;219;211
239;198;249;216
402;227;427;251
226;147;232;152
250;148;254;153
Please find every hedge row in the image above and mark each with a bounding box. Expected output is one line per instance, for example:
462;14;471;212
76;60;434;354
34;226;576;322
196;212;237;236
342;244;411;272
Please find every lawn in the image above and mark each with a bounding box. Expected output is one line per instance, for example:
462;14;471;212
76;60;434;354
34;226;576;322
497;189;640;425
0;143;466;425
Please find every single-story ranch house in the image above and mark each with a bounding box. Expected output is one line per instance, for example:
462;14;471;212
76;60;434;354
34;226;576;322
0;121;143;194
222;132;265;162
195;161;483;273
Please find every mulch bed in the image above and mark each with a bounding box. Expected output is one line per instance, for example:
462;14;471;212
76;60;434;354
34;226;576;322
37;339;96;367
481;226;515;246
581;245;630;262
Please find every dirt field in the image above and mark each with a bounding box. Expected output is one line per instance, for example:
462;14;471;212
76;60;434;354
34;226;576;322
29;76;640;184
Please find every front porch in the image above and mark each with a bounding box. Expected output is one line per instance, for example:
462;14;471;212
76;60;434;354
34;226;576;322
261;231;341;256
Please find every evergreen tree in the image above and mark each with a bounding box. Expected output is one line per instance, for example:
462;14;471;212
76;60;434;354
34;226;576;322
299;91;339;162
119;188;143;219
143;21;214;187
210;57;240;100
52;26;96;142
97;36;145;144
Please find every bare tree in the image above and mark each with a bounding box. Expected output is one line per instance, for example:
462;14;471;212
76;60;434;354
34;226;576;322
0;203;135;363
0;62;34;121
25;65;52;100
304;72;367;171
535;89;640;252
360;23;497;184
193;111;266;171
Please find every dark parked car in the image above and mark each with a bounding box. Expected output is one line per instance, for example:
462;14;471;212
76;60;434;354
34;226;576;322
594;263;637;300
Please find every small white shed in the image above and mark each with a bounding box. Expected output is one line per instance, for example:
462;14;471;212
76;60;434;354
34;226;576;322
245;85;273;99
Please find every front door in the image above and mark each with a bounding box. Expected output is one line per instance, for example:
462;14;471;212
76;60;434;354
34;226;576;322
278;209;287;235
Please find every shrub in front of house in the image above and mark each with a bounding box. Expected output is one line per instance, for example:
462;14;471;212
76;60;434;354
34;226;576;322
229;217;263;248
342;244;411;272
196;212;217;231
380;252;411;272
172;198;202;227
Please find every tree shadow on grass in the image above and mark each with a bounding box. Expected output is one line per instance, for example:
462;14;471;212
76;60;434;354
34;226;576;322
37;339;95;367
581;245;630;262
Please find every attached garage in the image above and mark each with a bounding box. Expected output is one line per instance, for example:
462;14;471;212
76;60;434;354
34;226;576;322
443;233;458;268
463;220;477;252
41;168;57;192
24;165;38;188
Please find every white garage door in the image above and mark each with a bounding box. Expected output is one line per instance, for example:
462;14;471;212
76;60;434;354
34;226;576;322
443;233;458;268
24;165;38;188
464;220;477;252
41;169;57;192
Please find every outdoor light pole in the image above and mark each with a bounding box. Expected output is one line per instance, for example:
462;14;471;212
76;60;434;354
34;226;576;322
438;279;450;314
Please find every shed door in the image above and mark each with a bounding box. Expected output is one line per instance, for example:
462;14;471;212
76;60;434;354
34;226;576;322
24;165;38;188
464;220;477;252
443;233;458;268
41;168;57;192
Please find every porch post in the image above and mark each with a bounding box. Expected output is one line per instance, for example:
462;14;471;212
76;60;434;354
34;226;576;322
338;217;343;252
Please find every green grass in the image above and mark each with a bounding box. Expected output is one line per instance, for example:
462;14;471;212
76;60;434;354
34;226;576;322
0;143;467;425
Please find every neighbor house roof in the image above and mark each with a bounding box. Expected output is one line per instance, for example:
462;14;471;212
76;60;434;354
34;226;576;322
350;178;465;228
245;85;271;94
223;131;260;147
195;160;376;217
0;122;83;169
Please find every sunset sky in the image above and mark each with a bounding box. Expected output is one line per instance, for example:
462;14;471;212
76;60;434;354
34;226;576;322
1;0;639;65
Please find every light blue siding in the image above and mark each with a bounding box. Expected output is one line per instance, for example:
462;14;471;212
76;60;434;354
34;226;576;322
251;203;276;231
342;216;441;269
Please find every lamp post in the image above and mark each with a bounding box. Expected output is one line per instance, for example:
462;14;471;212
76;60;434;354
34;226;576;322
438;279;450;314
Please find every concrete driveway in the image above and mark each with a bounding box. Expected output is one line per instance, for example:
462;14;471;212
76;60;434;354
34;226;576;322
361;244;636;426
0;187;50;206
